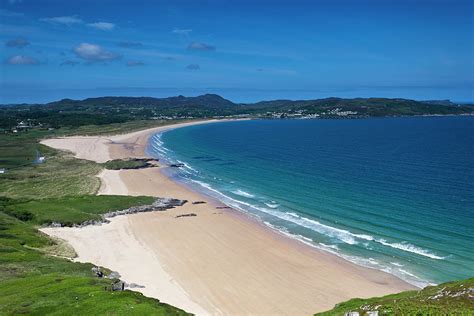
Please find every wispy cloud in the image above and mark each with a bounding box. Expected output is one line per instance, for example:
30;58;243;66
172;28;192;35
127;60;145;67
5;38;29;48
187;42;215;51
186;64;200;70
60;60;80;66
0;9;23;17
87;22;115;31
118;41;143;48
5;55;39;65
73;43;120;62
40;16;84;26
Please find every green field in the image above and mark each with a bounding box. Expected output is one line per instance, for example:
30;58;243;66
0;127;191;315
3;195;155;226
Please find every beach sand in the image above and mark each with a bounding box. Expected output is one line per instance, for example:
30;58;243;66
41;119;415;315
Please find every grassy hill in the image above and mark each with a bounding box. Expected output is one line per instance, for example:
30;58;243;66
0;126;191;315
317;277;474;315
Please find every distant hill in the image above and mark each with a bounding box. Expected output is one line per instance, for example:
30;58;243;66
46;94;235;110
420;99;458;106
1;95;473;129
244;97;474;116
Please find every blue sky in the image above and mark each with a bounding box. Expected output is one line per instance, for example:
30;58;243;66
0;0;473;103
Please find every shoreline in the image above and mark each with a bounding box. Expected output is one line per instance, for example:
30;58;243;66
41;119;416;315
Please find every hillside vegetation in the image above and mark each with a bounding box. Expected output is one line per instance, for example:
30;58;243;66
317;277;474;315
0;127;191;315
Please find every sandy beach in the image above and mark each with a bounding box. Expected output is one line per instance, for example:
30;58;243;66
41;119;415;315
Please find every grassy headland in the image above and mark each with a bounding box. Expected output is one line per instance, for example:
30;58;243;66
317;277;474;315
0;126;191;315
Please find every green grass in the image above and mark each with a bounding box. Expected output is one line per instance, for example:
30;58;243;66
316;278;474;315
3;195;155;226
0;146;101;200
0;210;189;315
1;274;189;315
0;130;55;170
103;159;151;170
0;130;102;199
0;125;191;315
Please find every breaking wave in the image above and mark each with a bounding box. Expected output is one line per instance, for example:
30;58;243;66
232;189;255;198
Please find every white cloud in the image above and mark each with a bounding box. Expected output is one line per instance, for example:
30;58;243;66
73;43;119;62
6;55;39;65
172;28;192;35
87;22;115;31
187;42;215;51
40;16;84;26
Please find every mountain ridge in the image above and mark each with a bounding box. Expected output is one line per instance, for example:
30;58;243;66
1;94;473;129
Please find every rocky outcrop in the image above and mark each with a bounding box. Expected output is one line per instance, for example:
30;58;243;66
92;266;144;291
104;198;187;218
49;198;187;228
175;213;197;218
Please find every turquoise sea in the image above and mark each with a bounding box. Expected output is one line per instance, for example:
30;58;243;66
147;117;474;287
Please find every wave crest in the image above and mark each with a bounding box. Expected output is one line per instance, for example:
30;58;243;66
232;189;255;198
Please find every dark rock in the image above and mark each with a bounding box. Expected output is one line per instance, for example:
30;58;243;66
112;281;125;291
92;266;104;278
192;201;206;205
175;213;197;218
169;163;185;167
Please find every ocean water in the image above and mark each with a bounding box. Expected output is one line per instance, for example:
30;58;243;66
147;117;474;287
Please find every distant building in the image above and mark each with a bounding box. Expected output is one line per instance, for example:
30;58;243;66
17;121;30;129
0;168;6;174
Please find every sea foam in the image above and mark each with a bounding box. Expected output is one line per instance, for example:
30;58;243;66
376;239;446;260
232;189;255;198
